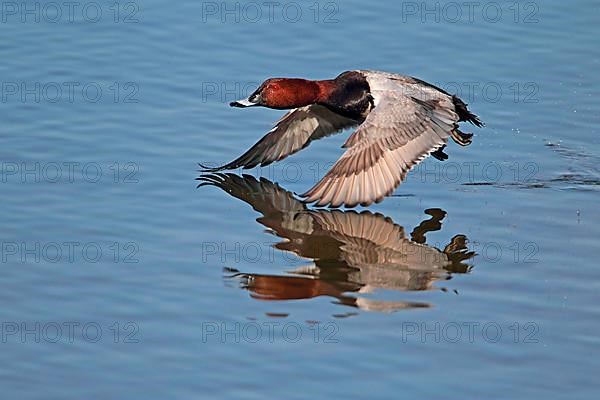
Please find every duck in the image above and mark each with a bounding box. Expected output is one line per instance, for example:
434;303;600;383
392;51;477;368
200;70;484;207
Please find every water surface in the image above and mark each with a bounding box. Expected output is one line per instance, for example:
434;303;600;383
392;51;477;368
1;0;599;398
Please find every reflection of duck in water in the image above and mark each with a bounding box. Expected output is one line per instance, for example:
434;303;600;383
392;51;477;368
198;173;475;312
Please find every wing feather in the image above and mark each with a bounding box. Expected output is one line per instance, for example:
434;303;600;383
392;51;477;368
201;105;357;172
302;92;459;207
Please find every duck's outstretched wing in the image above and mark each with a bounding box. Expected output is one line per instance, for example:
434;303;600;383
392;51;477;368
302;93;458;207
200;105;357;172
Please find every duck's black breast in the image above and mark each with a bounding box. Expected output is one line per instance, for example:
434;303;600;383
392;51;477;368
321;71;374;121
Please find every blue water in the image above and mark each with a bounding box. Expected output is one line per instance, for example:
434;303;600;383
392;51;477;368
1;0;599;398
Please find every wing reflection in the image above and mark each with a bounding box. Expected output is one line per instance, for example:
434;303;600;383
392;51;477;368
198;173;475;312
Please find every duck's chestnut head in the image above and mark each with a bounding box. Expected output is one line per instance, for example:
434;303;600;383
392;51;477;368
230;78;329;110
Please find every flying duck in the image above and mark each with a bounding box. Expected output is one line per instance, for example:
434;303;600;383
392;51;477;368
201;70;484;207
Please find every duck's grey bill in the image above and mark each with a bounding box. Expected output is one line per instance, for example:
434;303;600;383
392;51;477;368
229;98;257;108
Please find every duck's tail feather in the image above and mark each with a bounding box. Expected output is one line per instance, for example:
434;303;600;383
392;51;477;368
452;95;484;128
